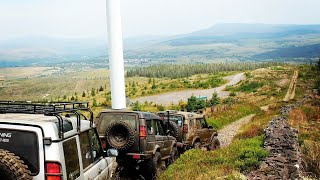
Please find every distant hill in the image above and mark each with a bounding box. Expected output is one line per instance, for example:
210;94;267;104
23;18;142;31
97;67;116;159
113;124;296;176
252;44;320;59
162;24;320;46
1;23;320;67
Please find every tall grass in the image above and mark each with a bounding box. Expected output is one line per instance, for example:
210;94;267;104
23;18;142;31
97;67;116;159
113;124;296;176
302;140;320;178
160;136;268;180
207;103;260;130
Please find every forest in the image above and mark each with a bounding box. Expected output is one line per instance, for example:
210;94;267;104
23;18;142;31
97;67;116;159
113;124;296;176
126;62;284;78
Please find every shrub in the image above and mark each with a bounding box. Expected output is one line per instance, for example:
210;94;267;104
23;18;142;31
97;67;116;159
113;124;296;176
229;91;237;97
236;82;264;92
157;104;165;111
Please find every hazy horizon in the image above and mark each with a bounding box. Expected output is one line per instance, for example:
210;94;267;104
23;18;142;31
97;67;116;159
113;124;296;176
1;0;320;40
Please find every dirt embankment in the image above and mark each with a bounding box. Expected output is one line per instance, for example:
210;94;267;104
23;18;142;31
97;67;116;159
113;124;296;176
131;73;245;105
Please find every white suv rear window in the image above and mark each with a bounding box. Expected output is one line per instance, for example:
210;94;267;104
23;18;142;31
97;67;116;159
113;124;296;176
0;129;39;175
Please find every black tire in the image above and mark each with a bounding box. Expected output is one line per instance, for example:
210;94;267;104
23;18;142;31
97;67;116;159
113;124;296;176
209;137;220;150
193;142;201;149
105;121;135;151
166;147;178;167
0;149;31;180
145;152;162;179
166;121;179;139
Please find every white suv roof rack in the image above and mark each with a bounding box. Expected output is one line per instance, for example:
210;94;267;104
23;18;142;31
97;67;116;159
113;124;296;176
0;101;93;139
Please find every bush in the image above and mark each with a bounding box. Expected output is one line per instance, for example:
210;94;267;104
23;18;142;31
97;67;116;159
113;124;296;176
236;82;264;92
157;104;165;111
229;91;237;97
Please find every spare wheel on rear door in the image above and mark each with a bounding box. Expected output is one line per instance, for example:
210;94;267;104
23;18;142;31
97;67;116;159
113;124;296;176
0;149;32;180
105;121;136;151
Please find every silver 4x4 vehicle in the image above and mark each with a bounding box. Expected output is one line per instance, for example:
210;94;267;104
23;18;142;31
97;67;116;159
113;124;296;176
0;101;118;180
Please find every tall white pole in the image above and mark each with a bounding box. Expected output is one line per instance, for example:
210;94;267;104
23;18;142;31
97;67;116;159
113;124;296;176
106;0;126;109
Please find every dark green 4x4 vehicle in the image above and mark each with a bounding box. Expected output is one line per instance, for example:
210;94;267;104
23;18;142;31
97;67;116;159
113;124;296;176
95;110;177;179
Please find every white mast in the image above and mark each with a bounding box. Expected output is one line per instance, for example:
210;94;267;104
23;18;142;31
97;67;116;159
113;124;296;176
106;0;126;109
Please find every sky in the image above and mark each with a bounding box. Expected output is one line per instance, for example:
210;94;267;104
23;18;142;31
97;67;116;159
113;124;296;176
0;0;320;39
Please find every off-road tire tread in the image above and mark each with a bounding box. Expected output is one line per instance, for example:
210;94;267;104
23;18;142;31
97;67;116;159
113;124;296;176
105;121;136;151
209;137;220;150
146;152;162;179
0;149;31;180
166;121;179;139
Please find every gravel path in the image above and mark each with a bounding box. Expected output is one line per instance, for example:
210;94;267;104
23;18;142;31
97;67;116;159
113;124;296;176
218;114;255;147
131;73;245;105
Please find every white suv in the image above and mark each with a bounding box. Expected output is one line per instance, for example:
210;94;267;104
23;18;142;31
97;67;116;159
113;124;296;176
0;101;118;180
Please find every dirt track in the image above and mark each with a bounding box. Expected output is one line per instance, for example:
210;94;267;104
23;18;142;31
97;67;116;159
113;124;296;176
283;70;298;102
217;114;255;147
131;73;245;105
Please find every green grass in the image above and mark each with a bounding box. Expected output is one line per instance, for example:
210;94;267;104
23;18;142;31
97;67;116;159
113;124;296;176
207;103;261;130
160;136;268;180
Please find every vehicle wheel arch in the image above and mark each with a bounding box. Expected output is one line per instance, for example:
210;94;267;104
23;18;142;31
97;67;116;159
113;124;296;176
192;136;201;145
152;145;161;155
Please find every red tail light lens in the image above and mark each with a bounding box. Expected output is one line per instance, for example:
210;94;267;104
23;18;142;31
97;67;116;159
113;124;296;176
183;124;188;133
46;162;62;180
139;126;147;139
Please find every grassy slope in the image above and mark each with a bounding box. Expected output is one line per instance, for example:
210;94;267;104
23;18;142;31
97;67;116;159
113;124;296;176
161;65;317;179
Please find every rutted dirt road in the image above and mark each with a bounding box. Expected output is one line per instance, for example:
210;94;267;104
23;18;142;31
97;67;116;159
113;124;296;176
218;114;255;147
283;70;298;102
131;73;245;105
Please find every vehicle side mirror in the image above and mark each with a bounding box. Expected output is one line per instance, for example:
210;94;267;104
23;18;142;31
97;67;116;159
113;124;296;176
105;148;118;157
208;125;213;129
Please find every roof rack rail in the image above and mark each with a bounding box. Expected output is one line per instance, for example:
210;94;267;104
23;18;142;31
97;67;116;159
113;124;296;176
0;101;94;139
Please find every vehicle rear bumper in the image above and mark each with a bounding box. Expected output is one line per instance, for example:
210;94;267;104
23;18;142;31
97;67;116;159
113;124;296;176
126;153;152;160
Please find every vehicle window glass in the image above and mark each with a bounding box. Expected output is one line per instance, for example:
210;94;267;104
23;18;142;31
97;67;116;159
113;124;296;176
99;113;136;134
79;131;92;169
146;120;154;135
158;121;165;135
155;120;164;135
195;119;201;129
161;115;183;127
199;118;208;128
189;120;194;131
0;129;39;175
63;138;80;180
88;129;103;162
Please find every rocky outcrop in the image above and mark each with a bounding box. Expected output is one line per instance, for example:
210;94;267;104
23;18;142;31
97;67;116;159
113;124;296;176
247;97;310;180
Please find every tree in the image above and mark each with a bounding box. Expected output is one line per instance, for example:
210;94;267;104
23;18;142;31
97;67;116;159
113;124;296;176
99;85;104;91
207;92;220;106
132;101;141;111
92;98;97;107
186;95;206;112
91;88;96;96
